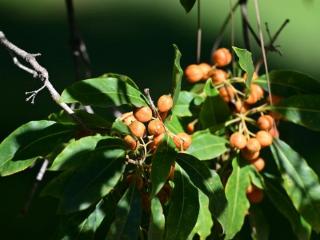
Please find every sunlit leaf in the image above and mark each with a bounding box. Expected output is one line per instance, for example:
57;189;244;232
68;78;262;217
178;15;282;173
171;44;183;110
148;198;165;240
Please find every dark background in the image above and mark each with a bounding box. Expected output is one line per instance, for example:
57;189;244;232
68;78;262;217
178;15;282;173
0;0;319;239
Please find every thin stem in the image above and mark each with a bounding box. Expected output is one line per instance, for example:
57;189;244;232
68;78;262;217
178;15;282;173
196;0;202;63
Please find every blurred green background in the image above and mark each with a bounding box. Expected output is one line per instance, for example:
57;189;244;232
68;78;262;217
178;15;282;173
0;0;319;239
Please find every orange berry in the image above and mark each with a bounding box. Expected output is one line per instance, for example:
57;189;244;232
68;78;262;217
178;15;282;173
229;132;247;149
256;130;273;147
198;63;212;79
269;125;279;138
173;132;192;150
219;86;235;102
246;138;261;153
129;121;146;138
122;112;137;126
257;115;273;130
124;135;137;150
160;111;169;121
212;48;232;67
210;69;228;85
148;119;165;136
187;122;195;134
234;100;248;113
268;94;282;105
241;149;260;162
251;84;264;100
245;92;258;105
247;185;264;203
251;157;265;172
157;95;173;113
133;106;153;123
185;64;203;83
149;133;165;152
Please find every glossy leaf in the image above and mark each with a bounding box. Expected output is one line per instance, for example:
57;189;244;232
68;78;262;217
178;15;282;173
257;70;320;97
100;72;140;89
172;91;195;117
0;120;74;176
186;129;227;160
171;44;183;110
148;197;165;240
176;153;227;231
249;205;269;240
180;0;196;12
111;119;130;135
270;94;320;131
188;191;213;240
232;47;255;88
220;158;251;240
164;115;184;134
164;165;199;240
59;143;126;213
60;76;147;108
248;167;265;189
265;177;311;240
271;138;320;232
106;185;142;240
50;135;111;171
151;137;177;197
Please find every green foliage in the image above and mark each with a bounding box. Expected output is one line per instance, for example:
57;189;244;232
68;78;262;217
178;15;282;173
179;0;196;13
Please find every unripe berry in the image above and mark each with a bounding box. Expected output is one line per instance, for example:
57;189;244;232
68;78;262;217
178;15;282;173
257;115;273;130
148;119;165;136
212;48;232;67
251;157;265;172
133;106;153;123
129;121;146;138
198;63;212;79
229;132;247;149
210;69;228;85
185;64;203;83
173;132;192;150
124;135;137;150
157;95;173;113
256;130;273;147
246;138;261;153
246;185;264;203
219;86;235;102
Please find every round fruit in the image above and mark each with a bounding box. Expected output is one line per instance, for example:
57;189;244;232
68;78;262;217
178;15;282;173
160;111;168;121
219;86;235;102
124;135;137;150
252;157;265;172
148;119;165;136
133;106;153;123
257;115;273;130
246;185;264;203
149;133;165;151
234;100;247;113
269;125;279;138
187;121;195;134
129;121;146;138
256;130;273;147
245;91;258;105
122;112;137;125
251;84;264;100
185;64;203;83
241;149;260;162
229;132;247;149
157;95;173;113
210;69;228;85
199;63;212;79
212;48;232;67
173;132;192;150
246;138;261;153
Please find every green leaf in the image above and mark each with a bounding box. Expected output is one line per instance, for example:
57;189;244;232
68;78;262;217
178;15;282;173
0;120;74;176
111;119;130;136
256;70;320;97
180;0;196;13
175;153;227;232
59;142;126;213
171;44;183;110
265;177;311;240
271;138;320;232
106;185;142;240
232;47;255;89
60;76;147;108
164;115;184;134
270;94;320;131
186;129;227;160
50;135;111;171
172;91;196;117
249;205;270;240
188;191;213;240
164;165;199;240
199;81;231;129
248;167;265;189
151;136;177;197
148;198;165;240
100;73;140;89
220;158;251;240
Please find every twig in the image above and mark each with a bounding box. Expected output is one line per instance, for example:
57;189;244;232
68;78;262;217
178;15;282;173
239;0;251;51
0;31;88;130
196;0;202;63
211;1;240;55
144;88;161;119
